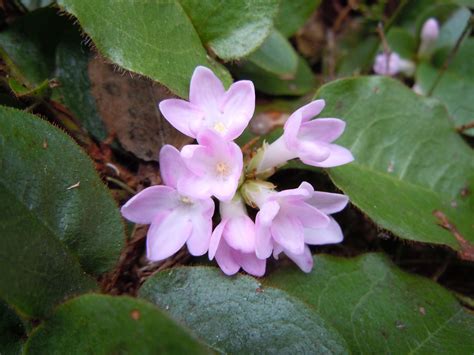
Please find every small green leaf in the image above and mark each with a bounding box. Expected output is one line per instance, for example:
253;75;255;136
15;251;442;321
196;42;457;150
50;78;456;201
178;0;279;60
233;55;315;96
265;254;474;354
274;0;321;37
140;267;348;354
313;76;474;251
0;300;25;355
24;294;211;354
54;28;107;141
0;106;124;318
386;27;417;59
416;40;474;135
246;30;298;76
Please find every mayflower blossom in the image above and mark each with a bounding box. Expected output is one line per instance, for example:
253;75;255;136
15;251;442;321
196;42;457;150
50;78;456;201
209;195;265;276
243;180;348;273
178;129;243;202
121;145;214;261
419;18;440;56
159;66;255;140
257;100;354;172
373;52;415;76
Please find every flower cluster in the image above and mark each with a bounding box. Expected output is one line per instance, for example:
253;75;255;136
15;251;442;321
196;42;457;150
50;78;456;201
373;17;440;78
121;66;354;276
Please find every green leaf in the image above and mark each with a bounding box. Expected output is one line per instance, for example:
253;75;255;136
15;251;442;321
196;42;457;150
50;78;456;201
232;55;315;96
0;8;68;88
274;0;321;37
24;294;210;354
386;27;417;59
265;253;474;354
140;267;348;354
246;30;298;76
311;76;474;252
0;300;25;355
178;0;279;60
57;0;279;97
416;39;474;135
54;28;107;141
0;106;124;317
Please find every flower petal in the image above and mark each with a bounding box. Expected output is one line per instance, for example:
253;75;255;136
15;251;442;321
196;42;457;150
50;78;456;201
297;140;331;163
186;214;212;256
121;186;178;224
159;145;187;189
309;144;354;168
215;238;241;276
220;80;255;140
146;210;192;261
223;215;256;254
209;219;227;260
271;214;305;255
189;66;225;111
235;252;266;277
284;245;314;273
283;111;303;150
304;217;344;245
255;201;280;259
299;118;346;143
307;192;349;214
176;172;212;200
286;201;330;229
159;99;203;138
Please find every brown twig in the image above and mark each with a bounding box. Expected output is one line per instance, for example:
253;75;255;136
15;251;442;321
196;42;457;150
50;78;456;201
456;121;474;133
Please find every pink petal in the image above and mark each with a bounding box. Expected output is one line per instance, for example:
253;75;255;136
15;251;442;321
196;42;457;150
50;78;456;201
235;252;266;277
209;219;227;260
284;245;314;273
257;201;280;226
189;66;225;112
299;99;326;122
186;215;212;256
297;140;331;164
159;99;203;138
273;185;311;202
286;201;330;229
176;172;212;200
271;215;305;255
283;111;302;150
307;192;349;214
223;215;256;254
310;144;354;168
159;145;187;189
304;217;344;245
220;80;255;140
146;210;192;261
299;118;346;143
255;201;279;259
121;186;178;224
215;238;240;276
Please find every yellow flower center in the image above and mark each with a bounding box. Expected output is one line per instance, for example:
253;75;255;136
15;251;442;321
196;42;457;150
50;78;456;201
213;122;226;133
215;162;230;177
180;196;193;204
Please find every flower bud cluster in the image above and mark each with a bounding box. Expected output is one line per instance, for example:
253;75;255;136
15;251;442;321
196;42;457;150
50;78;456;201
121;66;354;276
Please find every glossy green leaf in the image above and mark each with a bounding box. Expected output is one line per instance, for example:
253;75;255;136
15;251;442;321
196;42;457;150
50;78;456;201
54;29;107;141
0;106;124;317
0;300;25;355
274;0;321;37
233;56;315;96
0;8;68;89
247;30;298;76
265;254;474;354
416;40;474;135
24;294;210;354
57;0;279;98
315;77;474;251
140;267;348;354
178;0;279;60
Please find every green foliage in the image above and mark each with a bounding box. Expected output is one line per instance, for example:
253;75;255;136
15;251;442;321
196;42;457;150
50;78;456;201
313;76;474;251
0;106;124;317
140;254;474;353
140;267;348;354
274;0;321;37
24;294;211;354
0;300;25;355
57;0;280;98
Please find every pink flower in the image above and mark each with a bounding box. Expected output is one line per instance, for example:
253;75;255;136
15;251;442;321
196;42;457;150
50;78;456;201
121;145;214;261
159;66;255;140
373;52;414;76
178;129;243;202
247;181;348;272
257;100;354;172
419;18;439;56
209;196;265;276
